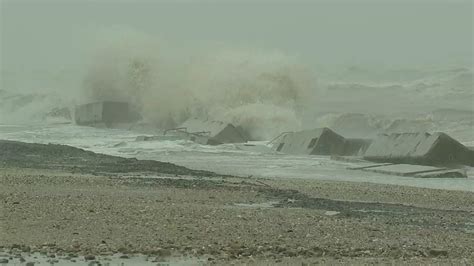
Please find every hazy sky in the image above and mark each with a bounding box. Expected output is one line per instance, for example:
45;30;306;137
1;0;473;74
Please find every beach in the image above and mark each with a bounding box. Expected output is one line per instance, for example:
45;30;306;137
1;141;473;265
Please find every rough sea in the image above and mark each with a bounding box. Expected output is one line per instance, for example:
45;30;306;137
1;66;473;191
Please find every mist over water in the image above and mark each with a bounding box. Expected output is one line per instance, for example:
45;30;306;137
79;30;315;139
1;27;473;141
1;1;472;141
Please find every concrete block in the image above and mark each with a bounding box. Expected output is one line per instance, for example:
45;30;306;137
347;163;394;170
361;164;445;176
178;118;249;145
414;169;467;178
272;128;345;155
272;128;371;156
75;101;138;127
359;163;467;178
343;138;373;156
330;155;368;163
364;132;474;166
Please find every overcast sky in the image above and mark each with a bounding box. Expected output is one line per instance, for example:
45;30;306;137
1;0;473;74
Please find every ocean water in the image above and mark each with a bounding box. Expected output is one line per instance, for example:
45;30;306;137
0;66;473;192
0;122;472;192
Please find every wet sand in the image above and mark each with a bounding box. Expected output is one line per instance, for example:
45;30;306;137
1;140;473;265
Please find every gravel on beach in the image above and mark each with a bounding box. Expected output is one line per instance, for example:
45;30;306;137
1;140;473;265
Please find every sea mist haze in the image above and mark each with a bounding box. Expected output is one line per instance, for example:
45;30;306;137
0;0;473;189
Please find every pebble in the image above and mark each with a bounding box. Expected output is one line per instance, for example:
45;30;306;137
84;254;96;260
428;249;448;257
156;248;172;257
2;153;473;265
97;243;108;252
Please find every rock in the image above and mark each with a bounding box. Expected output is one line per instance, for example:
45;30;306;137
117;247;128;253
324;211;340;216
156;248;172;257
119;254;129;259
84;254;96;260
0;259;8;263
276;245;287;253
428;249;448;257
71;242;81;250
19;257;26;263
152;257;166;262
26;262;35;266
41;242;56;247
97;243;108;252
285;249;297;257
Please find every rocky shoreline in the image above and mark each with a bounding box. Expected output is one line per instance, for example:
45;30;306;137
1;141;473;265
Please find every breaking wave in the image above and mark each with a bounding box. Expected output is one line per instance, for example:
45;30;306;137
0;89;62;124
0;29;472;142
80;32;315;139
314;109;474;145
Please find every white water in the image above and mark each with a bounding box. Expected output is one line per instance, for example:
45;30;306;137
0;123;472;192
0;65;474;191
1;55;473;192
